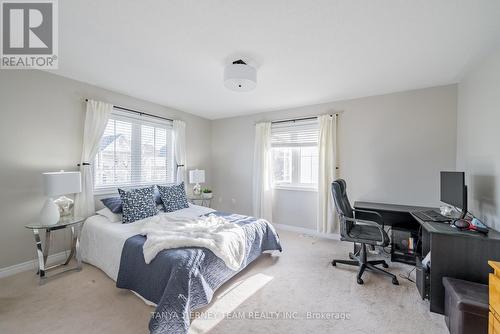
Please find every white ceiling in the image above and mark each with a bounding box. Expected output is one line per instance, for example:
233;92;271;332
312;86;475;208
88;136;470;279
54;0;500;119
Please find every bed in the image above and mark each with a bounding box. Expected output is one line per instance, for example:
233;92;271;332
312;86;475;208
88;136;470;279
80;204;216;281
79;204;282;334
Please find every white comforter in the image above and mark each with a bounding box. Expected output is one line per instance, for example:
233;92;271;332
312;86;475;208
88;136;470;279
80;204;216;281
141;214;246;271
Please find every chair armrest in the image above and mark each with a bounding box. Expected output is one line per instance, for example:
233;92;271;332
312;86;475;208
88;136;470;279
353;209;384;227
349;209;386;243
342;216;387;243
344;216;380;227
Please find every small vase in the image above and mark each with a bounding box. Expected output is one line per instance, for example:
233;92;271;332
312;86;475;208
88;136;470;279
202;193;213;199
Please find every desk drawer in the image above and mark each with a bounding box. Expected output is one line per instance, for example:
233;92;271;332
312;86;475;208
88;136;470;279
490;311;500;334
490;274;500;316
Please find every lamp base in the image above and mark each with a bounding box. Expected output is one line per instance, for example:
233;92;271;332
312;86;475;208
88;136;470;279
40;198;60;225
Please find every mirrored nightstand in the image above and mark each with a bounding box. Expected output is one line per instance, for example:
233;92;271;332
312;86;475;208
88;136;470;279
188;195;212;208
25;216;84;284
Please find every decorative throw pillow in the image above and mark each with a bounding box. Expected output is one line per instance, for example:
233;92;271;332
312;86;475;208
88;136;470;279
104;187;163;214
101;196;123;214
118;186;158;223
154;187;164;207
157;182;189;212
96;207;122;223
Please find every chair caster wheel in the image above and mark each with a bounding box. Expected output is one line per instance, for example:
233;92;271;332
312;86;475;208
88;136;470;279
382;262;389;268
357;278;364;285
392;278;399;285
331;261;336;266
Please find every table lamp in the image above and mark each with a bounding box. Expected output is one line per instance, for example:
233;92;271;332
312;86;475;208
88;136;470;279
189;169;205;195
40;171;82;225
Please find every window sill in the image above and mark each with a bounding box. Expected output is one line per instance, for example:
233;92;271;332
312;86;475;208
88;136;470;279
93;187;119;196
273;185;318;192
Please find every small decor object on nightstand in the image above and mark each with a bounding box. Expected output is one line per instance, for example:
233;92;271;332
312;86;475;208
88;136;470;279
189;169;205;195
40;171;82;225
201;188;213;199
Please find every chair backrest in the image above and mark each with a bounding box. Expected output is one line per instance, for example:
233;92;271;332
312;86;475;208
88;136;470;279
331;179;354;217
331;179;354;236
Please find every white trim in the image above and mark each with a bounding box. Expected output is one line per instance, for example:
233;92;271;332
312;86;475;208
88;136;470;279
0;251;69;279
93;187;119;196
273;223;340;240
273;185;318;192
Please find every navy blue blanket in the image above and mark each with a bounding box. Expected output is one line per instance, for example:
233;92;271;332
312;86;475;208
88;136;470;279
116;212;282;334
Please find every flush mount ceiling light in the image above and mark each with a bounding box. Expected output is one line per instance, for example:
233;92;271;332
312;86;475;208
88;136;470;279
224;59;257;92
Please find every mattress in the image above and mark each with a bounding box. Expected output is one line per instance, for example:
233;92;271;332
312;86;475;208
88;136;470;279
80;204;216;281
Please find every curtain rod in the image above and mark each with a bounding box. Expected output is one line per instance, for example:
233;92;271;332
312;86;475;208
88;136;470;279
270;112;342;125
84;99;173;122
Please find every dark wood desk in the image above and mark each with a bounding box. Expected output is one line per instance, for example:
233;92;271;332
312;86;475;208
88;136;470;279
354;201;433;229
354;201;500;315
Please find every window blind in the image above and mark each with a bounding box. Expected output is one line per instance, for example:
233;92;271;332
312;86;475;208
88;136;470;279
94;109;174;190
271;118;319;188
271;119;319;147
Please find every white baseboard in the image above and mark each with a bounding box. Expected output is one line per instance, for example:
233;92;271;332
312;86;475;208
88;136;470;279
273;223;340;240
0;251;69;279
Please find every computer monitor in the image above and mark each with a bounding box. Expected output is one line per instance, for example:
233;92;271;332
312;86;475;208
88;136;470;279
440;171;467;218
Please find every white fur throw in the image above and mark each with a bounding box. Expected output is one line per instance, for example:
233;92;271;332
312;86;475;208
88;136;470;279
140;214;246;271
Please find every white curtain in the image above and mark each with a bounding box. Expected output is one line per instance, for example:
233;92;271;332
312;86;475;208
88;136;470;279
173;120;187;184
252;122;273;222
74;99;113;218
317;114;338;233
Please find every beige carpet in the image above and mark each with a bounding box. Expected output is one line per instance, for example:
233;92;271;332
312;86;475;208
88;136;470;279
0;229;447;334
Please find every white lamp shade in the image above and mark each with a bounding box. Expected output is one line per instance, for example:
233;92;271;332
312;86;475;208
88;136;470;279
43;171;82;197
224;63;257;92
189;169;205;184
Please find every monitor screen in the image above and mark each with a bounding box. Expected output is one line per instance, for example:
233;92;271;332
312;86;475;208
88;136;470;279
440;171;465;209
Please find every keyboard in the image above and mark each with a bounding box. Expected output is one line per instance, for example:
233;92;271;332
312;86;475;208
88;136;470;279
412;210;452;222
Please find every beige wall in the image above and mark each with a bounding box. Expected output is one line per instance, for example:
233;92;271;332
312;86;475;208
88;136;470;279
0;71;460;269
456;49;500;230
0;70;212;269
211;85;458;230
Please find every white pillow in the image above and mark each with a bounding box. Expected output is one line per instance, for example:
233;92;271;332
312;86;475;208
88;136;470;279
96;207;122;223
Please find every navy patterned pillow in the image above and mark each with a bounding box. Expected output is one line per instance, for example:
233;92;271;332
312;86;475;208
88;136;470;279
101;196;123;214
157;182;189;212
118;186;158;224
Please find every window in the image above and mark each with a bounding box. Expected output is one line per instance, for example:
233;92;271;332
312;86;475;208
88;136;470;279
271;119;319;190
94;109;174;191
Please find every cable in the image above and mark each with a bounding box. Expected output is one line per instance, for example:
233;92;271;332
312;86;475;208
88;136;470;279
451;205;476;220
400;266;416;283
414;225;422;254
382;227;392;255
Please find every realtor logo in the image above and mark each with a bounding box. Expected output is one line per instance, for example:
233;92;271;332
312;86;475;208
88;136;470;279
1;0;58;69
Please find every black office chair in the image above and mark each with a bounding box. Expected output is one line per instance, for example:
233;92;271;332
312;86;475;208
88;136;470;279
331;179;399;285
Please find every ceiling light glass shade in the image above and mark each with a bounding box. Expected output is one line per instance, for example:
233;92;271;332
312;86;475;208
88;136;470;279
224;63;257;92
